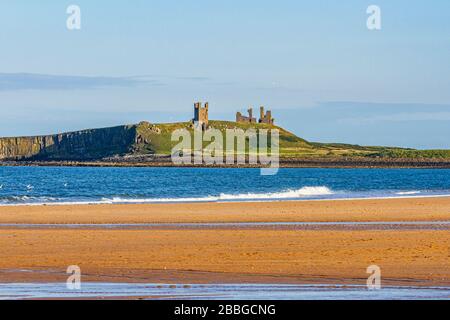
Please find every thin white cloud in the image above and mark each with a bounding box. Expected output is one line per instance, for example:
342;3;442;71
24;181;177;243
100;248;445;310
339;112;450;124
0;73;164;91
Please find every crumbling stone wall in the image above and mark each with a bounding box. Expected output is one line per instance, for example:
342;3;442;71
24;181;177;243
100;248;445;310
236;108;257;123
259;106;274;124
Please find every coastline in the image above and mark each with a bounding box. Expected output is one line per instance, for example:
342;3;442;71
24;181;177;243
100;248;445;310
0;197;449;289
2;157;450;169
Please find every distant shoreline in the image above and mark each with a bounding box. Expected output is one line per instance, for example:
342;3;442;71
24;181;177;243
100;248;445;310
2;157;450;169
2;121;450;166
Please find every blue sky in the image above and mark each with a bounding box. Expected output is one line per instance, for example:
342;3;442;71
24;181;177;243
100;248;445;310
0;0;449;148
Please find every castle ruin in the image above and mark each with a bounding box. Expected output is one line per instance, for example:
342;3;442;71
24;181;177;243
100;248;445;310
192;102;274;128
236;106;274;125
236;108;257;123
192;102;209;130
259;106;274;124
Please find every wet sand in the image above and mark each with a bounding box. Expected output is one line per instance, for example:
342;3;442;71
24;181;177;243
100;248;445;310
2;283;449;300
0;197;449;287
1;196;450;224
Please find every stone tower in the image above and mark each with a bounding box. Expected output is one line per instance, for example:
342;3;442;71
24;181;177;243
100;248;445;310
193;102;209;130
259;106;274;125
236;107;257;123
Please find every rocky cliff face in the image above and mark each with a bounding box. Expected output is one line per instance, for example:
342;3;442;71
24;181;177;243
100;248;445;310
0;125;138;160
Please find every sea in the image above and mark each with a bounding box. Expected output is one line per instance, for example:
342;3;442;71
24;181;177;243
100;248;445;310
1;166;450;205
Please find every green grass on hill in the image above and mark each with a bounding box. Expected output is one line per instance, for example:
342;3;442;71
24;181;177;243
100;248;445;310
130;120;450;159
133;120;312;156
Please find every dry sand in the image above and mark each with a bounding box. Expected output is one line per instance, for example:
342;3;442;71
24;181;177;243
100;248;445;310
0;197;449;286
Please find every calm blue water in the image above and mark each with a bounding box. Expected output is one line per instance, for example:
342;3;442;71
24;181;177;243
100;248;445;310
1;283;449;300
0;166;450;205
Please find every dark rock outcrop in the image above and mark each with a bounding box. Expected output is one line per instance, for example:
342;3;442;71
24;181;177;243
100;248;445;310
0;125;137;160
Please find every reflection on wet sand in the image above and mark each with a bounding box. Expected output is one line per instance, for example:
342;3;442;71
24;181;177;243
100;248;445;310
1;283;450;300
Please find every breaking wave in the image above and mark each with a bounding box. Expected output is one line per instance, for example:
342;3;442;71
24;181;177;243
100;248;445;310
0;195;58;203
395;191;421;195
102;186;334;203
3;187;448;206
218;186;334;200
0;186;335;205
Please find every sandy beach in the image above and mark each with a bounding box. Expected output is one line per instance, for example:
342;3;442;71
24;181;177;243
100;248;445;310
0;197;449;288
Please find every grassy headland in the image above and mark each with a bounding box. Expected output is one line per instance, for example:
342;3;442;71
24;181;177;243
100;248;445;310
0;120;449;167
